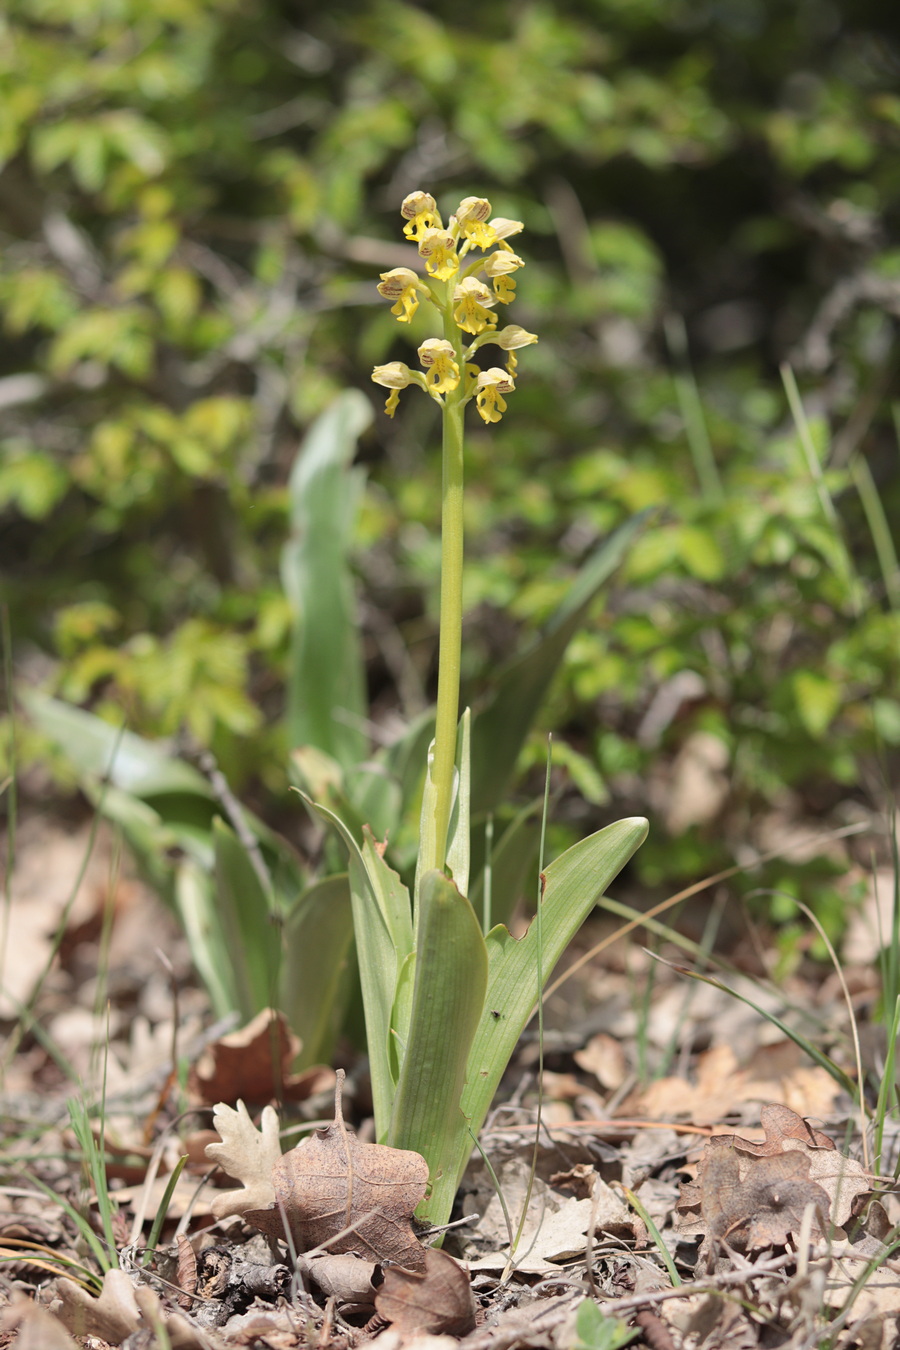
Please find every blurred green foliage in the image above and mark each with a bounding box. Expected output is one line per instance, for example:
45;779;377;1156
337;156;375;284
4;0;900;920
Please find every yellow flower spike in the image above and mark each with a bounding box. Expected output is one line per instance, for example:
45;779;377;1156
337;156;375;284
401;190;440;241
418;338;460;396
454;197;496;251
418;228;459;281
452;277;498;335
377;267;427;324
475;367;515;424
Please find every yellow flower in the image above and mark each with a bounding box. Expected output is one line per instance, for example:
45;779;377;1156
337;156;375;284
377;268;425;324
418;338;460;395
482;250;524;304
452;277;498;335
488;217;524;247
475;367;515;424
372;361;415;418
493;324;538;350
453;196;495;251
401;191;440;241
418;228;459;281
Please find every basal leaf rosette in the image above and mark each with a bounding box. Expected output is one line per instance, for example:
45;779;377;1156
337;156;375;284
373;191;537;424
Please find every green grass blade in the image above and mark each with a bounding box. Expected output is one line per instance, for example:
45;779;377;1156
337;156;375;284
387;869;488;1227
460;817;648;1176
281;874;354;1068
655;958;858;1100
282;390;371;768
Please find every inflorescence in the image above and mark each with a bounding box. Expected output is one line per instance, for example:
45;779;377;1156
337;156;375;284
372;192;537;425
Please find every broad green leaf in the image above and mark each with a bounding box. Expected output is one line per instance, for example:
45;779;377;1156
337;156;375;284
470;514;647;816
24;692;213;798
305;797;413;1135
454;817;648;1209
282;875;354;1069
213;818;281;1021
282;391;371;769
388;869;488;1225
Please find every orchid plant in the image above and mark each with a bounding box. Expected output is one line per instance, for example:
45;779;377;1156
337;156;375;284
307;191;648;1227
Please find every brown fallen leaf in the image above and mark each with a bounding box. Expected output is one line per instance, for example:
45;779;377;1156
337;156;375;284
375;1248;477;1337
711;1102;836;1156
246;1070;429;1271
205;1100;282;1220
53;1268;141;1342
1;1293;79;1350
677;1105;871;1242
191;1007;335;1105
700;1145;830;1249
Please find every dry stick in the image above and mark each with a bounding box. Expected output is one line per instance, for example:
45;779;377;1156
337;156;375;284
540;821;869;1006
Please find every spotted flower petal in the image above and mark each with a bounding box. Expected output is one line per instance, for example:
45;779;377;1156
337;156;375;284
454;196;496;251
377;268;425;324
475;367;515;424
418;228;459;281
418;338;460;395
401;191;440;241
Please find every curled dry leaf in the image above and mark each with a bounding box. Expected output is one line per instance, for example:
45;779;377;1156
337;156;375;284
205;1099;282;1220
299;1251;378;1306
191;1006;335;1105
375;1248;477;1337
246;1070;429;1270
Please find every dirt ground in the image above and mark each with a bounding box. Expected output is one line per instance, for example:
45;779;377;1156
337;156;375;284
1;810;898;1350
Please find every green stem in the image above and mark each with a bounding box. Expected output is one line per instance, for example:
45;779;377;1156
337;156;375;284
430;388;465;871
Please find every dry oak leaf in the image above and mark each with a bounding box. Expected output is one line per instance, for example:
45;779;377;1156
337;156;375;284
245;1070;429;1271
375;1247;477;1337
205;1099;282;1220
191;1006;335;1105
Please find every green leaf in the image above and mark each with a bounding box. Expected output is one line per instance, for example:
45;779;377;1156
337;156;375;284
282;875;354;1068
282;391;372;769
456;818;649;1205
469;800;542;934
387;869;488;1226
470;514;647;815
304;797;413;1135
24;692;214;798
174;858;237;1019
213;818;281;1021
570;1299;638;1350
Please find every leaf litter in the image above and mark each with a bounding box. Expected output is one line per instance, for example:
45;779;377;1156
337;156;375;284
3;811;900;1349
